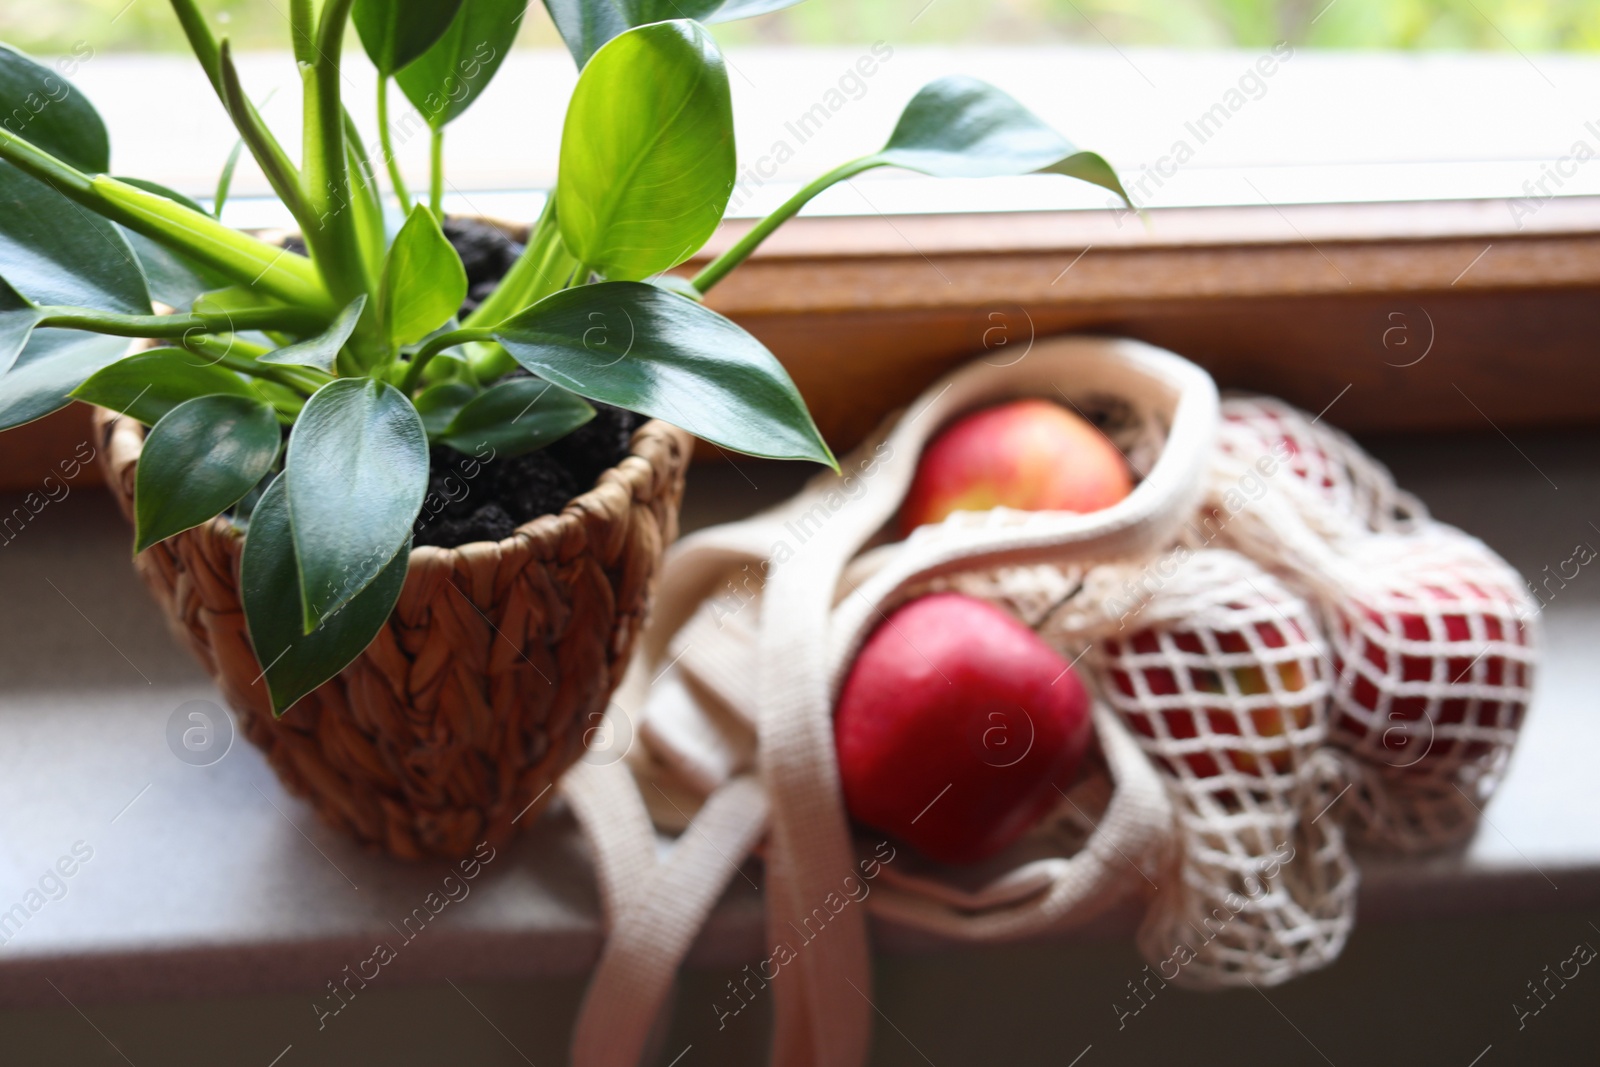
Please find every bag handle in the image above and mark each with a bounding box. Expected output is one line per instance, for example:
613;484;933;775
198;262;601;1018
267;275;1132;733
568;774;770;1066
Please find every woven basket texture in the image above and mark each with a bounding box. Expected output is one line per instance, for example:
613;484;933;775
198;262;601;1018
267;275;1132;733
95;407;691;860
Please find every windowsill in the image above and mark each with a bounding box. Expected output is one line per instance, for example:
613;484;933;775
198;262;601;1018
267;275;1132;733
0;428;1595;1008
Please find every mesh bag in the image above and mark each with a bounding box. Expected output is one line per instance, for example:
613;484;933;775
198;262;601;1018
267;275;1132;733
1324;526;1538;849
559;341;1538;1067
1207;397;1539;851
1092;550;1355;987
1215;394;1427;537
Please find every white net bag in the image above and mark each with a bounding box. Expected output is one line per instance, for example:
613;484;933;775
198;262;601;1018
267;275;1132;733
1205;397;1540;851
1215;394;1428;537
1091;550;1355;988
1323;526;1538;849
556;340;1537;1067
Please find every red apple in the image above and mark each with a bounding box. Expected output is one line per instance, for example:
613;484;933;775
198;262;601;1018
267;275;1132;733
1096;558;1328;792
900;398;1133;537
1103;625;1319;783
834;593;1094;865
1327;530;1536;776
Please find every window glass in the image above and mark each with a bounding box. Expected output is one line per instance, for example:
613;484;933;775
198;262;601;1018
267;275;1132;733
1;1;1593;216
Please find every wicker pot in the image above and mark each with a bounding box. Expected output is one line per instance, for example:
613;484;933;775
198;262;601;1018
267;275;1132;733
95;407;692;860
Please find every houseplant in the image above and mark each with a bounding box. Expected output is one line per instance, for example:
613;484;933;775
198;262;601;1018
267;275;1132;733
0;0;1129;858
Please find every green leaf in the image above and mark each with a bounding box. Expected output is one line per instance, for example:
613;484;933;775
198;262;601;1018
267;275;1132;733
0;164;150;314
1038;153;1130;204
651;274;703;302
134;394;281;553
193;285;283;318
115;178;235;310
542;0;804;67
345;128;388;282
121;232;233;312
493;281;832;466
213;139;245;217
703;0;807;20
241;475;410;717
629;0;802;21
396;0;527;130
540;0;627;68
690;75;1129;295
440;376;595;457
872;76;1132;202
0;275;44;377
381;204;466;347
260;295;366;373
70;346;254;425
0;329;131;431
285;378;429;631
353;0;466;74
557;20;734;282
0;59;145;315
249;378;306;421
0;43;109;172
415;380;477;436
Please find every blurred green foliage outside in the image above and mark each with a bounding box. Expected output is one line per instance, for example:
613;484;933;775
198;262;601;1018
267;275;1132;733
2;0;1596;54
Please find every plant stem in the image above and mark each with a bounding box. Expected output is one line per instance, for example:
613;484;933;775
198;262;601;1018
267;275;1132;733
463;193;570;328
38;304;327;339
167;0;223;90
169;0;307;221
181;332;269;360
302;0;373;308
259;390;306;421
399;327;496;394
289;0;316;65
218;39;318;240
377;75;413;212
183;335;328;394
691;156;884;295
429;127;445;218
89;175;331;311
227;355;327;394
0;126;328;309
0;124;93;195
461;194;575;382
341;110;387;282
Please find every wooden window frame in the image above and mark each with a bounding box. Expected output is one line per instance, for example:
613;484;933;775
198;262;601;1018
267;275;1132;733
686;195;1600;454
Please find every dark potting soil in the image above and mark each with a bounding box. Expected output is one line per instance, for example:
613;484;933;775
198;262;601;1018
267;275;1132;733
285;220;643;545
412;403;645;547
442;216;529;315
409;217;644;548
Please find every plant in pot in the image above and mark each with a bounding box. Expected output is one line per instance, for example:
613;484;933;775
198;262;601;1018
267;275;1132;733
0;0;1129;859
